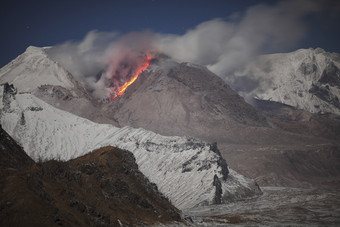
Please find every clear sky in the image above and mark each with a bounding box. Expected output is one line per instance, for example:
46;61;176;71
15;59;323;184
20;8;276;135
1;0;340;67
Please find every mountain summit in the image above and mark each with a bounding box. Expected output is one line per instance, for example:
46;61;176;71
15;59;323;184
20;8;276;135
0;46;76;92
235;48;340;115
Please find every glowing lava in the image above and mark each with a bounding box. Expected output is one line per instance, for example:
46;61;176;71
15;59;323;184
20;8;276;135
111;55;151;100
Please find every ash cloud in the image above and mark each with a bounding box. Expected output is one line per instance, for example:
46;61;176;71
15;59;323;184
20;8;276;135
47;31;156;98
46;0;336;99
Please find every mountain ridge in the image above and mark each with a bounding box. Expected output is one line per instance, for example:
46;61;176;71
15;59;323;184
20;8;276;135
0;82;261;209
0;126;183;226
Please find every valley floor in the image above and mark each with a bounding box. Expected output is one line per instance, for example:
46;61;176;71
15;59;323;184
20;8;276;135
182;187;340;226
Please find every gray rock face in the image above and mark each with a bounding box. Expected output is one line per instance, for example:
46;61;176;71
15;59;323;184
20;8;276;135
1;83;17;112
299;62;318;75
309;84;340;109
319;61;340;87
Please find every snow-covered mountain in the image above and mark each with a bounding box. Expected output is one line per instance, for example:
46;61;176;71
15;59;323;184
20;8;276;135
0;46;77;92
0;46;115;124
235;48;340;115
0;83;261;209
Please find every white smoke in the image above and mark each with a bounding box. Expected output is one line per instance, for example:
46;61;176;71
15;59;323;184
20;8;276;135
156;0;321;77
46;0;336;98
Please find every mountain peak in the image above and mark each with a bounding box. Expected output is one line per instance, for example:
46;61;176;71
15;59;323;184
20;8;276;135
0;46;76;93
313;47;326;54
25;45;45;54
236;48;340;115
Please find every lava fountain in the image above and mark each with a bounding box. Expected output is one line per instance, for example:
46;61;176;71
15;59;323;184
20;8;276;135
110;55;152;100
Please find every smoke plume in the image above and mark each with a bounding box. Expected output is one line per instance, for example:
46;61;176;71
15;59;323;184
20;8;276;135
46;0;336;99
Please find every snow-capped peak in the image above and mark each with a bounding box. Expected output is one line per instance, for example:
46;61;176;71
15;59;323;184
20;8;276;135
236;48;340;115
0;46;76;93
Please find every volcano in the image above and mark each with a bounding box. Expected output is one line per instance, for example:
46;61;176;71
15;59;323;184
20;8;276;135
104;57;268;142
101;55;340;188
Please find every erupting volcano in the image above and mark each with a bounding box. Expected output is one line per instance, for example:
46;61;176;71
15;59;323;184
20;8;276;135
110;55;152;100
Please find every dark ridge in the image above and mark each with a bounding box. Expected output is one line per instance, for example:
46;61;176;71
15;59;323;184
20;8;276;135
210;142;229;180
0;124;34;171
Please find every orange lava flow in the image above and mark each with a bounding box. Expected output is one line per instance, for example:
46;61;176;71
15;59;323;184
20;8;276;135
111;55;151;100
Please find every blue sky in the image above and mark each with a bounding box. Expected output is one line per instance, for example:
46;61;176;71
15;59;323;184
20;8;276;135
1;0;340;67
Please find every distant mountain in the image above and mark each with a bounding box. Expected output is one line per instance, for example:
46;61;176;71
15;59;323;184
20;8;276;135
236;48;340;115
0;83;261;209
0;126;183;226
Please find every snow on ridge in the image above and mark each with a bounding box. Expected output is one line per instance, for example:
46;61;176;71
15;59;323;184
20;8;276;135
0;84;260;209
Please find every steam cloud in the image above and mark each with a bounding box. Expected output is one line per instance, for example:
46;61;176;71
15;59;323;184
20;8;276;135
46;0;337;99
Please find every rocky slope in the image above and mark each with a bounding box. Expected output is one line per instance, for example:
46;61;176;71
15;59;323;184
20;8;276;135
0;83;261;209
234;48;340;115
253;99;340;141
104;58;268;143
0;126;182;226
